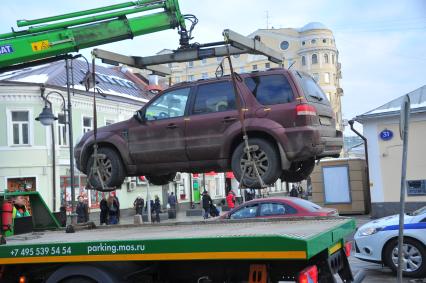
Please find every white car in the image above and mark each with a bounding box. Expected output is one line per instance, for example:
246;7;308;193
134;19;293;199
354;206;426;278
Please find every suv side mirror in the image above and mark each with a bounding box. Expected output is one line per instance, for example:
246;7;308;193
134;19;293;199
134;110;145;123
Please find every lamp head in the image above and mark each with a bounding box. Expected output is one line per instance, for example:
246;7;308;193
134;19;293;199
35;105;57;126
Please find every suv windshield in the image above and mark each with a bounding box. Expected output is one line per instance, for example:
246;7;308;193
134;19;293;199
295;71;330;104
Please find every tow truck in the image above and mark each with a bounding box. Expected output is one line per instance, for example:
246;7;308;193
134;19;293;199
0;1;362;282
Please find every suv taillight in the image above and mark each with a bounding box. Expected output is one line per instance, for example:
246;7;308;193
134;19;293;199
297;265;318;283
296;104;317;116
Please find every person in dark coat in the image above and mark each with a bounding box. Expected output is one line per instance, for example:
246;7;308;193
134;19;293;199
167;192;177;210
107;196;119;225
152;195;161;223
99;195;109;225
76;196;89;223
202;191;212;219
134;196;144;215
113;195;120;223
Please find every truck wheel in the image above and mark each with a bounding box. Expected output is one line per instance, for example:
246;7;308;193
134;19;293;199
61;276;96;283
280;158;315;183
145;173;176;185
231;138;281;189
383;238;426;278
87;147;126;189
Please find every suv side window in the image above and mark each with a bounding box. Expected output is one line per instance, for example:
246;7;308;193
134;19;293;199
145;87;191;120
230;204;258;219
244;74;294;105
192;81;236;114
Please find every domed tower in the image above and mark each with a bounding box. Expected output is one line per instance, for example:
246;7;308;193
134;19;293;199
298;22;343;131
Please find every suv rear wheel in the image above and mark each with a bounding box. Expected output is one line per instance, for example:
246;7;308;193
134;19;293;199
231;138;281;189
86;147;126;189
280;158;315;183
145;173;176;186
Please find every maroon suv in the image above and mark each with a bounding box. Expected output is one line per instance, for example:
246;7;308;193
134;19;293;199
75;69;342;188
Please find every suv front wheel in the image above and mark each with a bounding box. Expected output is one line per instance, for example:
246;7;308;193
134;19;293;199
86;147;126;189
231;138;281;189
280;158;315;183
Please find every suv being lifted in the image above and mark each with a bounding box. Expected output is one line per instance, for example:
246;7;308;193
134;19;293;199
75;68;342;188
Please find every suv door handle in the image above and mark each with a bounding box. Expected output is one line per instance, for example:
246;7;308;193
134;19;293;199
166;123;178;129
222;117;237;123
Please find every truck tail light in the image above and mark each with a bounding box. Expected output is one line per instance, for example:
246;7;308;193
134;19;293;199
344;242;352;257
19;276;27;283
296;104;317;116
297;265;318;283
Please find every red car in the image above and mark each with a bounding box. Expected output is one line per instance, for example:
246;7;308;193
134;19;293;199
220;197;338;220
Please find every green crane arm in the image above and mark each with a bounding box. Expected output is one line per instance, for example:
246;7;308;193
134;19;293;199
0;0;188;71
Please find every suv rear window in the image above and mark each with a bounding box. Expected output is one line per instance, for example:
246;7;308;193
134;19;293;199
295;71;329;104
244;74;294;105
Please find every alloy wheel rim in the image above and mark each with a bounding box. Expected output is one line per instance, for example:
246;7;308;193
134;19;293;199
240;147;269;178
391;243;423;272
96;157;112;182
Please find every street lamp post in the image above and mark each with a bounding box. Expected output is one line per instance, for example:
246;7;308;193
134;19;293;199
36;87;77;224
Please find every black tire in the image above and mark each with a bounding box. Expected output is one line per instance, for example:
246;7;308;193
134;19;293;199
231;138;281;189
383;238;426;278
145;173;176;185
86;147;126;189
280;158;315;183
61;276;97;283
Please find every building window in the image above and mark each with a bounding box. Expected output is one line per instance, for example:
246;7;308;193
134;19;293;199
201;58;207;65
302;41;305;46
82;117;93;134
324;54;329;64
280;40;289;50
332;54;335;64
323;38;327;43
311;39;316;44
105;119;115;126
302;56;306;66
57;114;68;146
252;64;258;71
312;73;319;82
265;62;270;69
188;75;195;81
324;73;330;84
175;76;181;83
312;54;318;64
202;72;208;79
11;110;30;145
187;61;194;68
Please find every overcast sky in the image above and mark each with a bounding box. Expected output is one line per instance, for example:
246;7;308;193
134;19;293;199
1;1;425;132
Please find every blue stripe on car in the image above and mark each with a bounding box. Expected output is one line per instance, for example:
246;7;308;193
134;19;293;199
382;222;426;231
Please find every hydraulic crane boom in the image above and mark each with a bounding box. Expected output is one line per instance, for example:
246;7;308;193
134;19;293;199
0;0;190;72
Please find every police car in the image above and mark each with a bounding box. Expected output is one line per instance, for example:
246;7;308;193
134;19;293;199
354;206;426;278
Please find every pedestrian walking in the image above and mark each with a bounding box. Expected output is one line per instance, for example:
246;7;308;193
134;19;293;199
152;195;161;223
133;195;144;215
113;194;120;223
202;191;212;219
167;192;177;210
226;190;236;209
99;195;109;225
107;195;119;225
76;196;89;223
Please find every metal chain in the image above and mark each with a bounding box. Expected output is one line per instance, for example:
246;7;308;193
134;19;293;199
224;45;266;192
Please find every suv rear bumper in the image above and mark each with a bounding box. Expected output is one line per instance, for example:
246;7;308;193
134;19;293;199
318;134;343;158
284;128;342;160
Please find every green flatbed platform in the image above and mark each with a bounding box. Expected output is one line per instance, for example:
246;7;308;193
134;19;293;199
0;217;355;265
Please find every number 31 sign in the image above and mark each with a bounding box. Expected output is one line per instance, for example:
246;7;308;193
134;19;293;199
379;129;393;141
